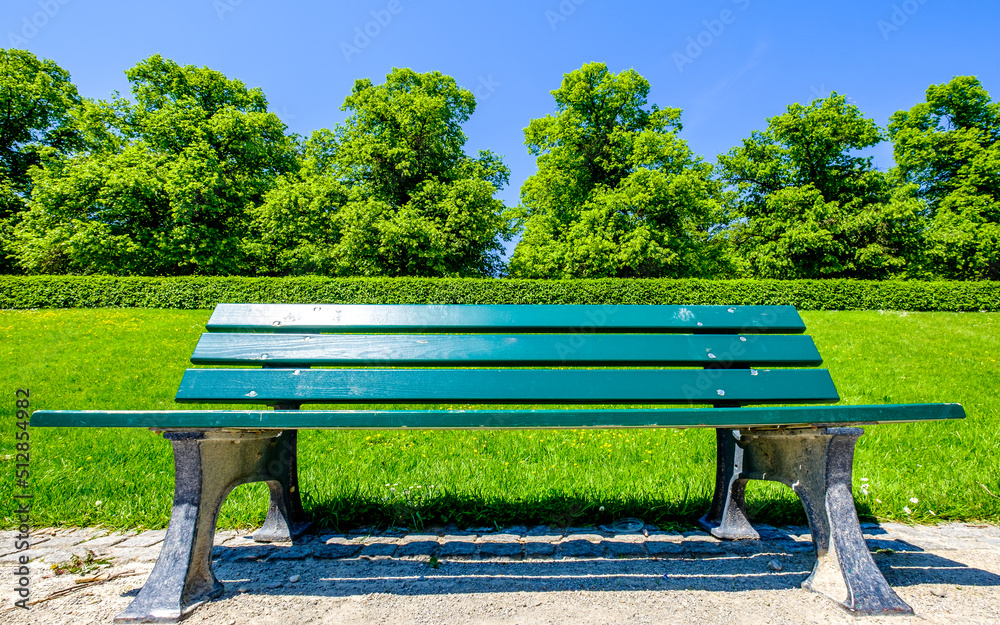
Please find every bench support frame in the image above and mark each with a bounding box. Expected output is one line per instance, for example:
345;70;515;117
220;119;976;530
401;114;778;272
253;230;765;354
118;425;911;622
115;429;306;624
700;426;911;614
252;428;311;543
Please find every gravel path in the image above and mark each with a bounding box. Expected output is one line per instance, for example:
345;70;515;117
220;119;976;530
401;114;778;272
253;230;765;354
2;523;999;624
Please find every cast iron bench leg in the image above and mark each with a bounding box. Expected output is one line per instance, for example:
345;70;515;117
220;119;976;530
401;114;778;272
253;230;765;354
739;427;912;614
699;428;759;540
116;430;300;623
251;429;311;543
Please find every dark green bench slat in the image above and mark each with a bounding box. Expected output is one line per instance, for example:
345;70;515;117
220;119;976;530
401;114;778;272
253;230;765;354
190;333;823;366
175;368;839;405
206;304;807;334
30;403;965;429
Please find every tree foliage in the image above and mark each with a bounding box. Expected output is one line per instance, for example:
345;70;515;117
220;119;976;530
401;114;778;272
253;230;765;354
2;50;997;282
510;63;723;278
251;68;514;277
0;49;83;272
13;55;296;275
889;76;1000;280
718;94;923;279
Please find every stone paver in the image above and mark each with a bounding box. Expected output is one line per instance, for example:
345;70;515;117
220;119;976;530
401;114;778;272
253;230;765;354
266;545;316;560
523;533;561;543
557;539;603;559
398;533;439;544
117;529;167;549
397;541;439;557
228;545;276;562
477;542;522;559
319;534;352;545
360;543;399;557
605;532;646;543
103;546;160;564
524;542;556;558
606;541;646;558
441;533;477;543
439;541;477;557
361;536;399;544
682;540;726;555
646;540;686;556
313;543;360;559
480;532;521;543
0;547;55;563
3;522;999;576
74;531;133;554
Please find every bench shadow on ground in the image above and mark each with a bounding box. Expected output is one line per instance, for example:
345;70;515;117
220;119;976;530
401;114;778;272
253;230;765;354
119;528;1000;600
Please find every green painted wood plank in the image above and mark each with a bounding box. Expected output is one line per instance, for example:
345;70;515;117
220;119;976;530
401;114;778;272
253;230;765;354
206;304;806;334
30;403;964;429
191;333;823;366
174;368;839;405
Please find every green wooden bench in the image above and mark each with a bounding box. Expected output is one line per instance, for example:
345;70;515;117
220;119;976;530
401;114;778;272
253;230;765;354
31;303;964;622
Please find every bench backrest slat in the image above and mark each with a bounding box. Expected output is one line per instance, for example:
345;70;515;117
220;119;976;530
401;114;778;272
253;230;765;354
175;368;839;405
181;303;838;409
206;304;807;334
190;333;823;367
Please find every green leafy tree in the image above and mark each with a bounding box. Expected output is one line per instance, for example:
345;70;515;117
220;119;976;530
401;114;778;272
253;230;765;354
0;49;83;272
251;68;514;277
509;63;723;279
13;54;296;275
718;93;923;279
889;76;1000;280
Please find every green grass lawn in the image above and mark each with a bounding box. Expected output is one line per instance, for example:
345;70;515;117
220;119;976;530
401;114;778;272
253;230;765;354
2;308;998;531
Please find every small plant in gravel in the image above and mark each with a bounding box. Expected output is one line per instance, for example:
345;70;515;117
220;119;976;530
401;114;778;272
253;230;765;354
51;550;113;576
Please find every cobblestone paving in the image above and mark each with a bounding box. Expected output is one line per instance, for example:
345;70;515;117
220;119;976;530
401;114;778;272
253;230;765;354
4;522;998;567
2;522;999;624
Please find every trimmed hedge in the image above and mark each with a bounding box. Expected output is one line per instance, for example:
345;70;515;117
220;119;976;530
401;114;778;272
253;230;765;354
1;275;997;311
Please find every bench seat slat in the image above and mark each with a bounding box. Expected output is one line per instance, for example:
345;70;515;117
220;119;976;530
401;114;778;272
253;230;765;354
206;304;807;334
30;403;965;429
175;368;839;405
191;333;823;366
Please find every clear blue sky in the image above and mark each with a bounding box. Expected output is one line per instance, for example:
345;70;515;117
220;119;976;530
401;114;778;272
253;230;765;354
6;0;999;254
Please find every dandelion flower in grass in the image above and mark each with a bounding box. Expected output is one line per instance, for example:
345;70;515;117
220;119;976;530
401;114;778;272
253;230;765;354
910;497;919;504
904;506;912;514
95;500;102;507
599;506;605;512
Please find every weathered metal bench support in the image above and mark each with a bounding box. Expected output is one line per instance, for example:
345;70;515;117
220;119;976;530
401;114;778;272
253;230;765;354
730;427;912;614
699;428;758;540
116;430;301;623
252;428;311;543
